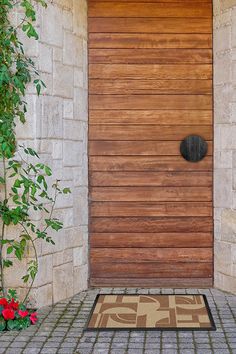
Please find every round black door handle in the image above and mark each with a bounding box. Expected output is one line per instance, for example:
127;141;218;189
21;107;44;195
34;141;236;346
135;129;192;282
180;135;208;162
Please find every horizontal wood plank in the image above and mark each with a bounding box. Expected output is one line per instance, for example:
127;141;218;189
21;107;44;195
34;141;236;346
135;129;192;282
90;277;213;287
89;17;212;34
89;34;212;49
90;79;212;94
89;156;212;171
90;217;213;233
89;141;213;156
89;64;212;79
90;262;213;278
90;232;213;248
91;248;212;263
90;187;212;202
90;171;213;187
90;49;212;65
90;110;212;125
91;202;212;217
88;3;212;18
90;95;212;110
89;125;212;140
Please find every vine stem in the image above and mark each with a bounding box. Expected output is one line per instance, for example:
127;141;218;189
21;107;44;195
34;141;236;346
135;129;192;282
0;156;7;297
21;185;58;304
0;157;7;297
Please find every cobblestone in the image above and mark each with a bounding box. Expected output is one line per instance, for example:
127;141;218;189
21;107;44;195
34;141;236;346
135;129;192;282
0;288;236;353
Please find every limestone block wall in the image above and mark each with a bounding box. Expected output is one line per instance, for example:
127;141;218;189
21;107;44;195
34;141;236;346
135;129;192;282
10;0;88;307
214;0;236;294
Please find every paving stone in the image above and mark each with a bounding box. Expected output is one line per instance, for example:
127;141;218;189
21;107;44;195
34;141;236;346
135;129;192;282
0;288;236;354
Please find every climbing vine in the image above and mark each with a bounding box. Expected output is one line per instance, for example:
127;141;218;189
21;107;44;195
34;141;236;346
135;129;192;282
0;0;70;304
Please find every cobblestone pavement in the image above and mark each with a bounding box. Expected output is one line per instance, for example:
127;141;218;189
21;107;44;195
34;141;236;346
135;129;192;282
0;288;236;354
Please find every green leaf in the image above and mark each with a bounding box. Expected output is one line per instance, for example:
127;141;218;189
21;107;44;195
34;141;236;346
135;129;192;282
63;188;71;194
0;318;6;332
7;320;16;331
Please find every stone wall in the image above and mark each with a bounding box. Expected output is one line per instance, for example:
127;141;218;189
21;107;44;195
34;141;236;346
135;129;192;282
214;0;236;294
8;0;89;307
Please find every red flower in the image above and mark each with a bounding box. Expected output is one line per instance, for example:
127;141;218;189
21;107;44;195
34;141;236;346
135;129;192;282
2;308;15;320
18;310;29;318
30;312;38;325
9;299;19;310
0;298;8;308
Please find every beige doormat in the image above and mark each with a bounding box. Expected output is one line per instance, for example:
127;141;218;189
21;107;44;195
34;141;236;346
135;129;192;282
86;294;216;330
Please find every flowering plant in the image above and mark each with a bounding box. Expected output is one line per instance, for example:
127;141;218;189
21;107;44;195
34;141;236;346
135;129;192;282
0;291;37;331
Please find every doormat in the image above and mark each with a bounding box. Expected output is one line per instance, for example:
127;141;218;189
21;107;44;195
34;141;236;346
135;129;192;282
85;294;216;331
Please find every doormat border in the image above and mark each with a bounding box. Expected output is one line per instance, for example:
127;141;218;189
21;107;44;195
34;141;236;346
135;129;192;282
84;294;216;332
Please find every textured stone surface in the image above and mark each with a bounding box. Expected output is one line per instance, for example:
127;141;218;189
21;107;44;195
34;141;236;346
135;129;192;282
6;0;88;307
0;288;236;354
214;0;236;294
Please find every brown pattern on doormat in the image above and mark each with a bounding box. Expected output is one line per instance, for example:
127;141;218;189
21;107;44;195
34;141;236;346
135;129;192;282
86;294;216;330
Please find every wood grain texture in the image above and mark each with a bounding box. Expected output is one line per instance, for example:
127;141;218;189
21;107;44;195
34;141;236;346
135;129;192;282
88;3;212;18
90;79;212;94
89;18;212;34
89;33;212;49
90;171;213;186
88;0;213;287
90;217;213;233
90;278;213;287
90;233;213;248
90;187;212;202
90;202;212;217
89;141;213;156
91;248;212;263
89;156;213;171
90;110;212;125
89;125;212;140
90;263;213;278
89;64;212;80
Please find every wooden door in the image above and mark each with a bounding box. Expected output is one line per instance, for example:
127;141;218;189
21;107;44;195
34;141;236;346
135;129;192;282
88;0;213;287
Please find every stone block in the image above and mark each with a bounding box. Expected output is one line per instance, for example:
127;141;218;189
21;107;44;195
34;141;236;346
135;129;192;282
215;241;232;275
63;120;84;141
53;0;73;10
63;9;73;31
63;32;83;67
41;96;63;138
63;141;83;166
53;263;74;303
73;246;87;267
65;227;84;248
214;84;232;123
214;25;231;53
74;69;84;88
52;140;63;160
30;283;53;308
214;151;232;169
41;4;63;47
53;249;73;267
74;88;88;121
34;255;53;287
73;0;87;37
53;62;74;98
39;44;53;73
214;169;232;208
215;272;236;294
220;124;236;149
73;187;88;226
221;209;236;236
214;54;231;85
73;265;88;294
63;99;74;119
16;94;40;140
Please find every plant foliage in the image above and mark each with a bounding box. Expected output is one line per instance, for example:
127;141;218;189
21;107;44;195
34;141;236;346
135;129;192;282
0;0;70;304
